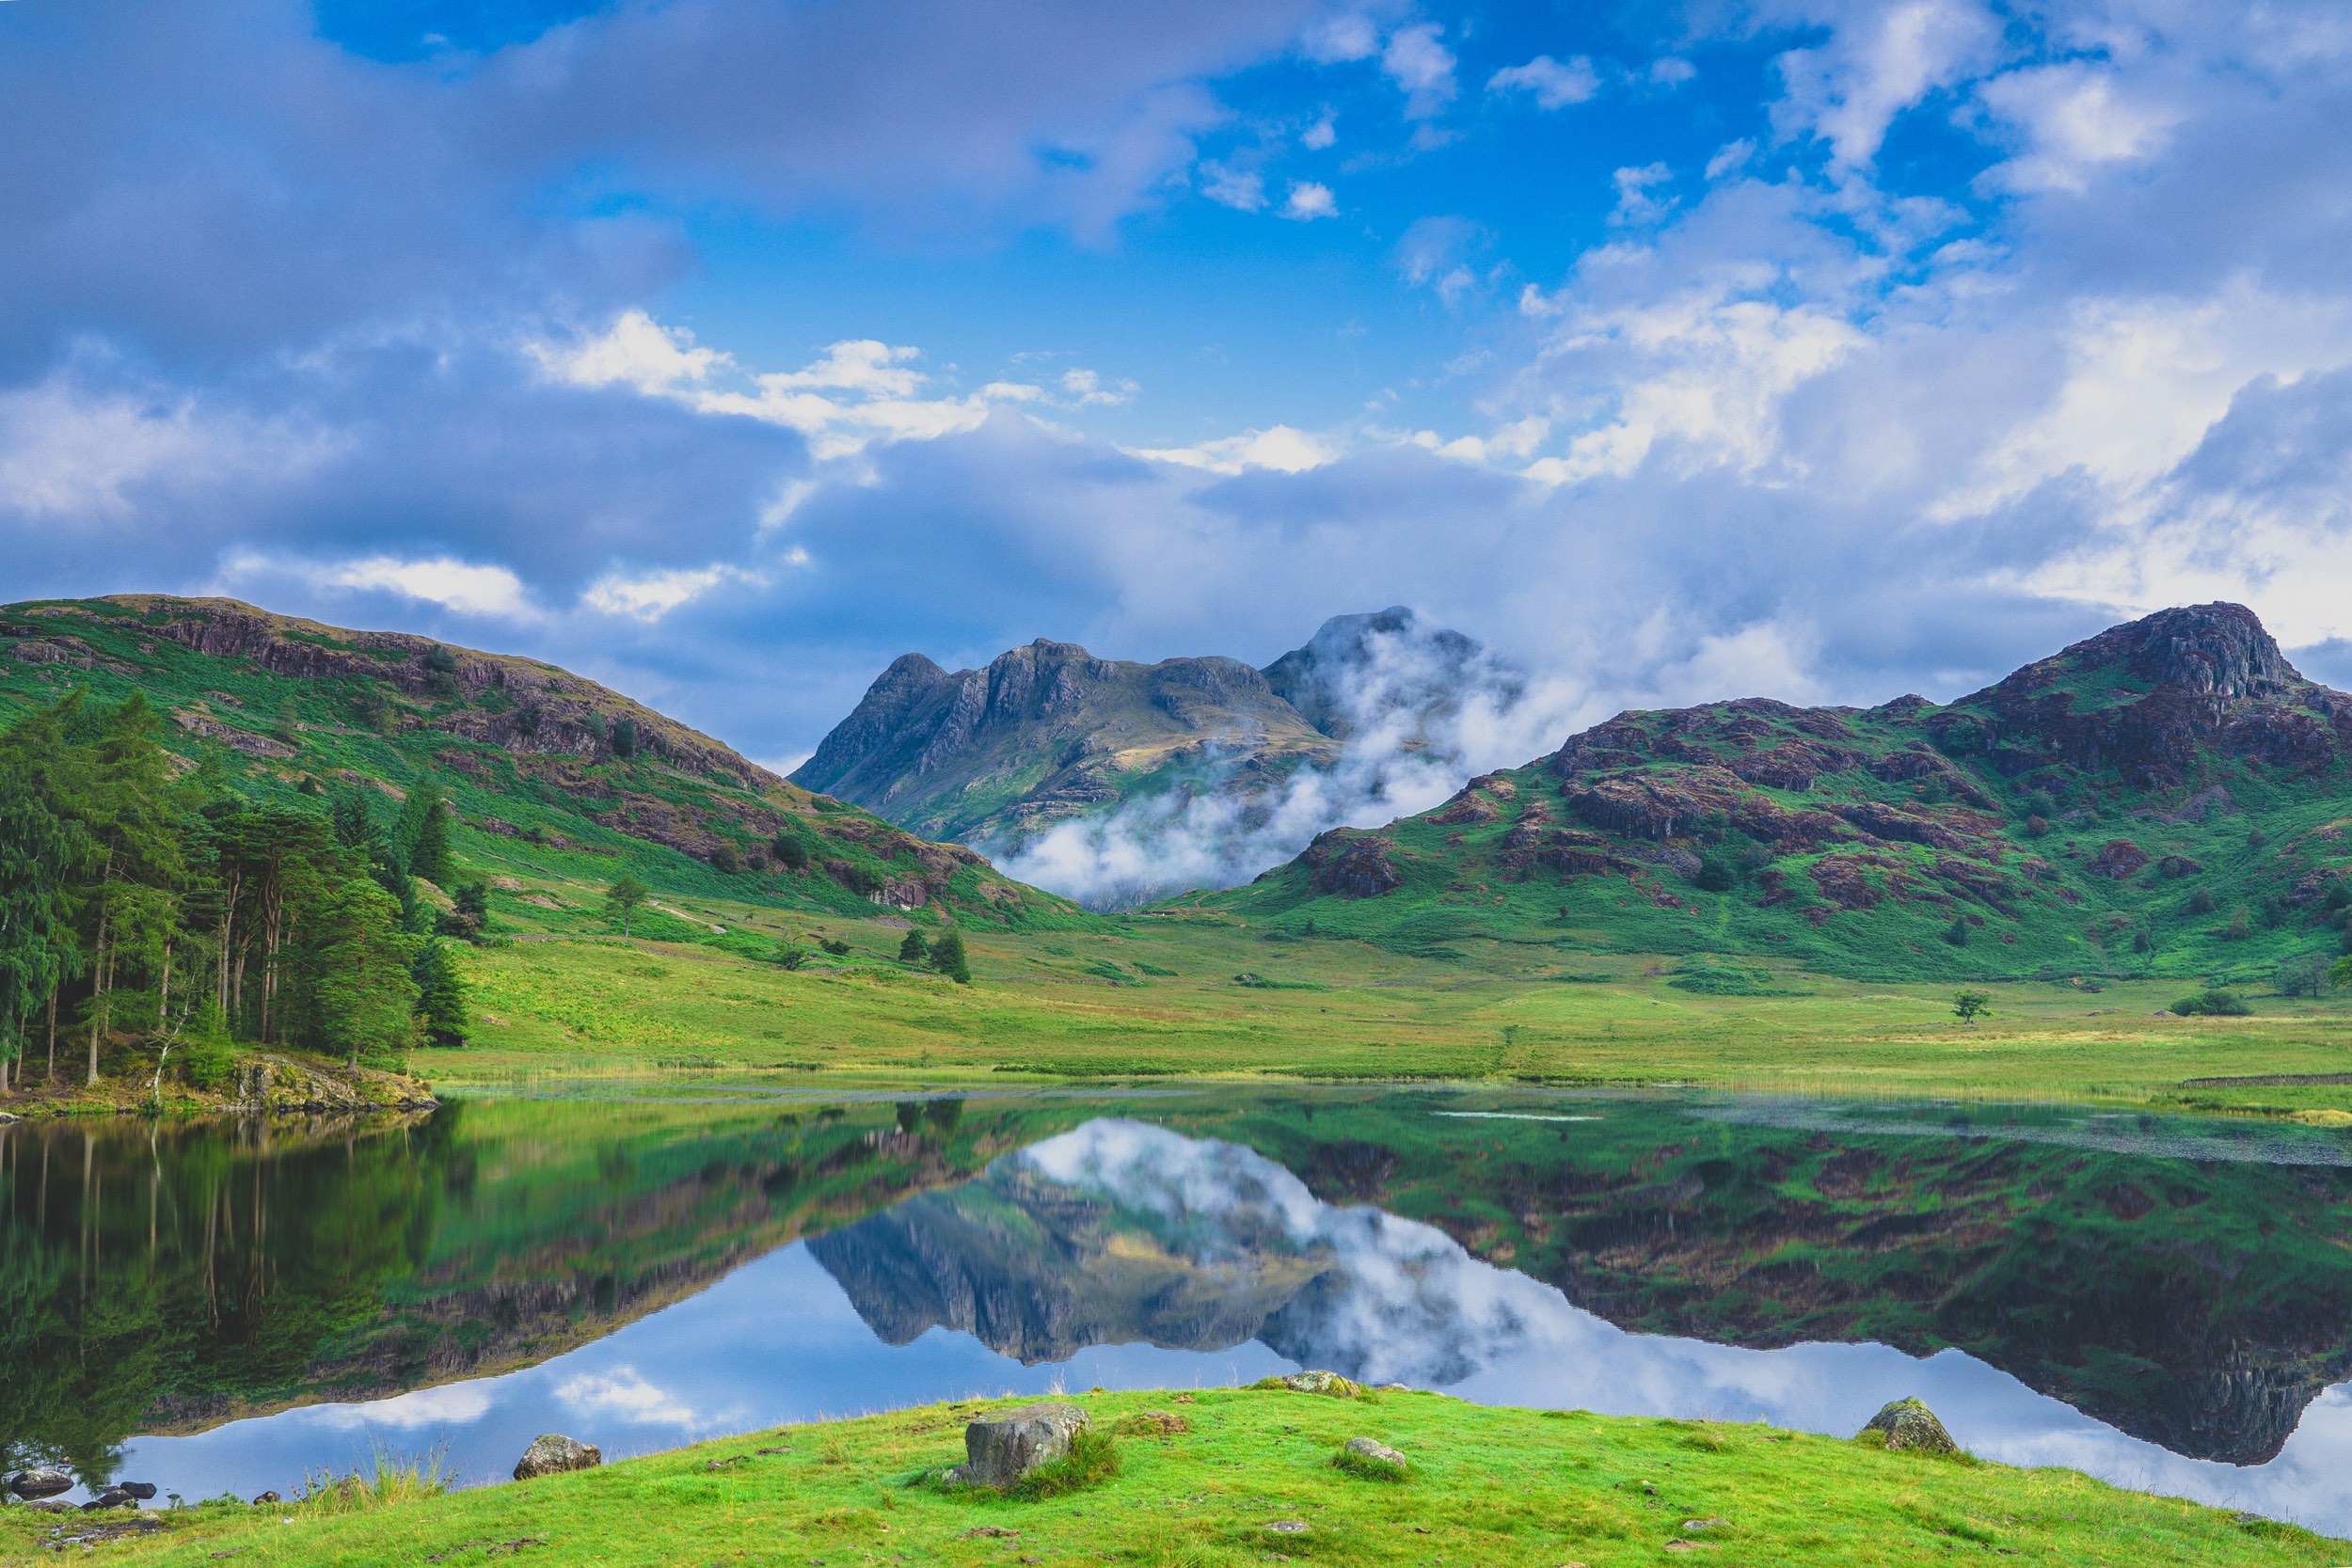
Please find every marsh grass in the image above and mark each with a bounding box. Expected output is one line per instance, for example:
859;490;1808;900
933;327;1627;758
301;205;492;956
294;1444;451;1514
1004;1429;1120;1501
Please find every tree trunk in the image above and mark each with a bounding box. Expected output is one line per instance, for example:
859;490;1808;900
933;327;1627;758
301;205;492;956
45;991;56;1084
87;895;110;1087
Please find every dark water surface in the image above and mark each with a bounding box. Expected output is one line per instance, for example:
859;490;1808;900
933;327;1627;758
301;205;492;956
8;1085;2352;1533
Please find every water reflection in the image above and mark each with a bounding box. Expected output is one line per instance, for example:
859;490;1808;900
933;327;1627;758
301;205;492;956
6;1089;2352;1536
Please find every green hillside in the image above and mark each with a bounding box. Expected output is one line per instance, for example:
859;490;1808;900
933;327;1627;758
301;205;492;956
0;595;1068;927
1215;603;2352;984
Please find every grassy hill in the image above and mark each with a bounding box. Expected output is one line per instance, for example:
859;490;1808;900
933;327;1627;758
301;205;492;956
1213;604;2352;985
0;595;1072;929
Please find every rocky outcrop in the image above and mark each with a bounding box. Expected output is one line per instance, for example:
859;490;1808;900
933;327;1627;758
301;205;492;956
1306;832;1402;898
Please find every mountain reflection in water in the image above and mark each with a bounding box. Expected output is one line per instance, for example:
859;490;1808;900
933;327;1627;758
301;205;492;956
8;1090;2352;1536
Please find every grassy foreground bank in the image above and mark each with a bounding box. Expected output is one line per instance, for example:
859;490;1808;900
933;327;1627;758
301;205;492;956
7;1388;2340;1567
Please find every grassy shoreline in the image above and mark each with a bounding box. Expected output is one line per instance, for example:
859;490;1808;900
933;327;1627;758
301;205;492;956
8;1387;2343;1566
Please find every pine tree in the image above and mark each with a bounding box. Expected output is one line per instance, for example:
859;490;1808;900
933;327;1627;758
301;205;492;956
299;878;420;1067
397;774;453;888
411;939;469;1047
898;928;930;964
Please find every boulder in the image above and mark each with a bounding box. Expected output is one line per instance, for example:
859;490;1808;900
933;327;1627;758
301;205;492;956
118;1482;157;1501
1340;1436;1408;1473
1859;1397;1959;1454
83;1488;135;1511
250;1492;280;1505
8;1468;72;1500
513;1434;603;1481
948;1402;1089;1490
1253;1370;1361;1398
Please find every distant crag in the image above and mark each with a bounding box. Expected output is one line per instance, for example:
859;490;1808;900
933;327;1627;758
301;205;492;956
793;608;1512;851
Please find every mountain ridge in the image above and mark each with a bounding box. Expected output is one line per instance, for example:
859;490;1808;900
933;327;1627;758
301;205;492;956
791;607;1514;857
1214;603;2352;982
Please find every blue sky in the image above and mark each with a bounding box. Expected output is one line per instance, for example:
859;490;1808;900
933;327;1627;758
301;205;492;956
6;0;2352;771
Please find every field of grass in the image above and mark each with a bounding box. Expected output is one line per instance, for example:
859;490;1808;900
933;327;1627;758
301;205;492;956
9;1387;2341;1567
429;855;2352;1112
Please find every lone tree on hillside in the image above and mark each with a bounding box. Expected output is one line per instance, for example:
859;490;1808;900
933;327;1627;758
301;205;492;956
1953;989;1991;1025
930;930;970;985
607;873;651;939
898;928;930;964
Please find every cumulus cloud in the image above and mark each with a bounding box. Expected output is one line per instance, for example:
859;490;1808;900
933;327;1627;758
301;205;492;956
1772;0;2003;167
1488;55;1601;110
1281;181;1339;220
1381;24;1457;119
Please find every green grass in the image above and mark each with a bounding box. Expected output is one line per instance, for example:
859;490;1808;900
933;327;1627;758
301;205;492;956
13;1389;2340;1566
419;890;2352;1113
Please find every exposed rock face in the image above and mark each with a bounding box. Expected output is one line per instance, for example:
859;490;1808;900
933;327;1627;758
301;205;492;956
513;1434;601;1481
1305;832;1402;898
1860;1397;1958;1453
793;638;1342;847
949;1402;1089;1489
792;609;1517;863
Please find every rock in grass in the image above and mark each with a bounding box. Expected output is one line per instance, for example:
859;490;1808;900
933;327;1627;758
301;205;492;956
1859;1398;1958;1454
514;1434;603;1481
949;1402;1089;1490
1335;1435;1410;1479
249;1492;280;1506
1252;1369;1362;1398
8;1469;72;1500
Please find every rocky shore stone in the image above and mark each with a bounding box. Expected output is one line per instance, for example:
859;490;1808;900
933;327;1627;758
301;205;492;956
118;1482;157;1500
8;1469;72;1500
948;1402;1089;1489
513;1434;603;1481
1860;1397;1959;1454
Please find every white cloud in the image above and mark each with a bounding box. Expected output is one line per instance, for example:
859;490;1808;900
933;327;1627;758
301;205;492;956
1487;55;1600;110
1704;139;1756;181
532;309;726;394
1200;162;1268;211
1937;280;2352;520
1301;114;1337;150
1058;368;1136;405
1650;56;1697;87
555;1366;703;1428
1302;13;1379;63
220;551;539;620
581;563;762;621
1775;0;2002;167
1610;162;1677;226
1974;63;2180;193
0;370;338;520
1382;24;1457;119
1132;424;1331;474
1282;181;1338;220
304;1383;494;1432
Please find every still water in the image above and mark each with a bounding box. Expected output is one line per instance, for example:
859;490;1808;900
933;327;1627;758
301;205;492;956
7;1085;2352;1533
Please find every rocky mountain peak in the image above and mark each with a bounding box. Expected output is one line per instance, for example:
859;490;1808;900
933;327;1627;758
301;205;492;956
1263;605;1516;741
1986;602;2299;705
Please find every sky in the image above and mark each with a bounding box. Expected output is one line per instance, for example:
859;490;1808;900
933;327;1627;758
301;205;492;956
7;0;2352;776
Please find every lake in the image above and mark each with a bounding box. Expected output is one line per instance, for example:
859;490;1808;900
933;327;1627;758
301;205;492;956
6;1085;2351;1534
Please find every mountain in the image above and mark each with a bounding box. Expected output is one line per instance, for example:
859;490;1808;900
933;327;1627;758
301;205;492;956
1216;603;2352;981
791;607;1515;853
0;595;1063;923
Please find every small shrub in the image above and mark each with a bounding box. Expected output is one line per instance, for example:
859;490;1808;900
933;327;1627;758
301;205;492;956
1692;855;1737;893
2170;989;2251;1017
774;942;809;971
819;937;851;957
709;842;740;875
